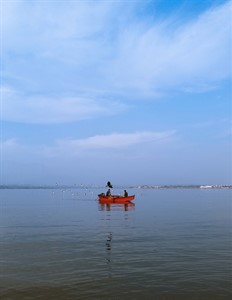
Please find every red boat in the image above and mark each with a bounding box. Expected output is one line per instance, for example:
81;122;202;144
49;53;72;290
98;194;135;204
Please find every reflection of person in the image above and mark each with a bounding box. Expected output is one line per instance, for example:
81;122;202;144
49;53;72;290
124;190;128;197
106;189;111;196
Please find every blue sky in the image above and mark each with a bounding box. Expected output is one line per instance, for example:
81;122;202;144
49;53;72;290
1;0;231;185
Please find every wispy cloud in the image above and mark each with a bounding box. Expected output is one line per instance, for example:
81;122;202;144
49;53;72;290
0;138;18;148
1;130;177;167
41;130;176;156
1;86;127;123
1;0;231;124
0;137;30;160
108;1;231;95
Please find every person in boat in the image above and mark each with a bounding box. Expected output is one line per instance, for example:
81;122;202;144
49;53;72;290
106;181;113;188
106;189;111;197
98;192;105;197
124;190;128;197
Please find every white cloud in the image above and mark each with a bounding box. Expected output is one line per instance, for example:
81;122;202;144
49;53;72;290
1;0;122;65
1;86;127;123
108;1;231;95
1;0;231;123
0;131;177;172
41;130;176;156
0;138;29;160
63;130;175;148
0;138;18;148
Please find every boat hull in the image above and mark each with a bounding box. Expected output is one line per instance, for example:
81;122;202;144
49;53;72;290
98;195;135;204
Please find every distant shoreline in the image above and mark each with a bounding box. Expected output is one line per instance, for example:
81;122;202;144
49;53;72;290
0;184;231;190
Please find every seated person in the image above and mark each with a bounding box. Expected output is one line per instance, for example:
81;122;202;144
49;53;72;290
106;189;111;196
98;192;105;197
124;190;128;197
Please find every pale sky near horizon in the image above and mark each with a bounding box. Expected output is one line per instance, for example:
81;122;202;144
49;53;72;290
0;0;231;186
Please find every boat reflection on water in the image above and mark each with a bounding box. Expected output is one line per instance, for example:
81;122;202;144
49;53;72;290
98;201;135;211
98;196;135;279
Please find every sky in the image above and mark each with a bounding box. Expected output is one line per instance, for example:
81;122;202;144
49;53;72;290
0;0;231;186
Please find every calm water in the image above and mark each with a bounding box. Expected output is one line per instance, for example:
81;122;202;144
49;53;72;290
0;188;231;299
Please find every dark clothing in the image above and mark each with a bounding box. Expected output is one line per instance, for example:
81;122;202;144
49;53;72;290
124;190;128;197
106;189;111;196
106;181;113;188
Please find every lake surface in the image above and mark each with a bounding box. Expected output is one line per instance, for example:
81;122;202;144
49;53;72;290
0;188;231;299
